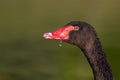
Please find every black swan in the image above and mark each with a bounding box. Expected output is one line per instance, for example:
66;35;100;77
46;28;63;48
43;21;114;80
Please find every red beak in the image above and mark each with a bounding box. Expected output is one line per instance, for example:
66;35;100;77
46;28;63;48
43;25;75;41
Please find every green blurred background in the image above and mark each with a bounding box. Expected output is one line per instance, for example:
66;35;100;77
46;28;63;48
0;0;120;80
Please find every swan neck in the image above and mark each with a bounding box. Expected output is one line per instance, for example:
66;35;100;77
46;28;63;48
79;39;114;80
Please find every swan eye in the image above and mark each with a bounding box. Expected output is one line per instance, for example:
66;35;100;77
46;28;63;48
74;26;79;31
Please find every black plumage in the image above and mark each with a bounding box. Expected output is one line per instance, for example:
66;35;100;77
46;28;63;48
43;21;114;80
65;21;113;80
